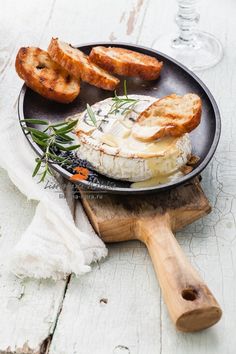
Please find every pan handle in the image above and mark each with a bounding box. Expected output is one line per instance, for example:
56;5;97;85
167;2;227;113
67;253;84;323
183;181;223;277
135;213;222;332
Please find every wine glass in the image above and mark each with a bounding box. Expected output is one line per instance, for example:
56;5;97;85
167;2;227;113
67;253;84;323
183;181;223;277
152;0;223;71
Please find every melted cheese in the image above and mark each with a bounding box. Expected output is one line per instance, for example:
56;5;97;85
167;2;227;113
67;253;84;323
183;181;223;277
100;133;119;147
72;95;192;183
131;171;183;188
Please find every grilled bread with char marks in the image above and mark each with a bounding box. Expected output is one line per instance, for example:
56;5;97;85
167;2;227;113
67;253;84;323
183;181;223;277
89;46;163;80
132;93;202;141
15;47;80;103
48;38;120;91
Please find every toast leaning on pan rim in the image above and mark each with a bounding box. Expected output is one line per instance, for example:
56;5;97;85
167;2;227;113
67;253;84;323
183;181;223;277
132;93;202;141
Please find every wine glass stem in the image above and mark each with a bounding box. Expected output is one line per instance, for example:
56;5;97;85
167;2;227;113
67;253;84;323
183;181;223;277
175;0;200;45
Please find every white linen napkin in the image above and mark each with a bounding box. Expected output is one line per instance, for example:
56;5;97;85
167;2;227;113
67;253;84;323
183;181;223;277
0;115;107;280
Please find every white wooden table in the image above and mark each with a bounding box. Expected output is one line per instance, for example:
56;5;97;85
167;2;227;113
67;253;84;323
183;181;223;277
0;0;236;353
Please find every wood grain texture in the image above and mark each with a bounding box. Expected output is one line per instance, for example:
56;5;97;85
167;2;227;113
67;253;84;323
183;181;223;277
81;179;211;240
0;0;148;353
80;180;221;332
0;169;67;354
138;214;221;332
139;0;236;351
0;1;70;353
49;241;162;354
0;0;236;352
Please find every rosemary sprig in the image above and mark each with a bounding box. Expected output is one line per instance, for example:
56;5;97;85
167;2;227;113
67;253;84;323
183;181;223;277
86;103;97;126
21;118;80;183
108;80;139;115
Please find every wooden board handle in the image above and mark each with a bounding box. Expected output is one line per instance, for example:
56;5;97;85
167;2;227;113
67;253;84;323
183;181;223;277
135;213;222;332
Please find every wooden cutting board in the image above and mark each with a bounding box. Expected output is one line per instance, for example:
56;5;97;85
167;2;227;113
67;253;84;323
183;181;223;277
80;178;222;332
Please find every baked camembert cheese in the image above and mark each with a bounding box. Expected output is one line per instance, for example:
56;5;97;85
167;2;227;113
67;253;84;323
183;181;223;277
73;95;192;185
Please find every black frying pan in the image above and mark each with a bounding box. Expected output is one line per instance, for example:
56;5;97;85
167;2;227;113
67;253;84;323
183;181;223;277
18;42;221;194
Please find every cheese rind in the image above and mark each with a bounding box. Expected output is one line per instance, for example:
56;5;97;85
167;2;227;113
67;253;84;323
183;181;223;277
74;95;192;182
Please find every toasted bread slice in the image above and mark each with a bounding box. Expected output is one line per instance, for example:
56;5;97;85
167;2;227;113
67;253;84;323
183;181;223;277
89;46;163;80
132;93;201;141
15;47;80;103
48;38;120;91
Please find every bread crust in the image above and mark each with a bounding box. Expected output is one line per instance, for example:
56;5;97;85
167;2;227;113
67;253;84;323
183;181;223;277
48;38;120;91
132;93;202;141
89;46;163;80
15;47;80;103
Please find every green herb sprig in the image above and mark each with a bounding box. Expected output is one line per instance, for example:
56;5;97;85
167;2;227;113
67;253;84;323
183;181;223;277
20;118;80;182
86;103;97;126
108;80;139;116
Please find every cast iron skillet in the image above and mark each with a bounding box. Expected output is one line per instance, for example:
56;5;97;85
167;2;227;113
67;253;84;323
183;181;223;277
18;42;221;194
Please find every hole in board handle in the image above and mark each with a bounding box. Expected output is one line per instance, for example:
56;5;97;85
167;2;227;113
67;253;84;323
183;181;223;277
182;288;198;301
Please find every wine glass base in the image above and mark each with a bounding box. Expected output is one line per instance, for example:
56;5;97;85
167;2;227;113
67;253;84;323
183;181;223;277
152;31;223;71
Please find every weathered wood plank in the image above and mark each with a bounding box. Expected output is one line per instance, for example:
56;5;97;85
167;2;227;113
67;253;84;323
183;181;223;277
138;0;236;352
50;0;236;352
0;168;67;354
49;241;161;354
0;1;69;353
48;1;163;353
39;0;149;46
0;0;151;353
1;0;236;352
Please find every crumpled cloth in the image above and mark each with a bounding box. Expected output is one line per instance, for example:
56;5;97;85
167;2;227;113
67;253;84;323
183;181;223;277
0;116;107;280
